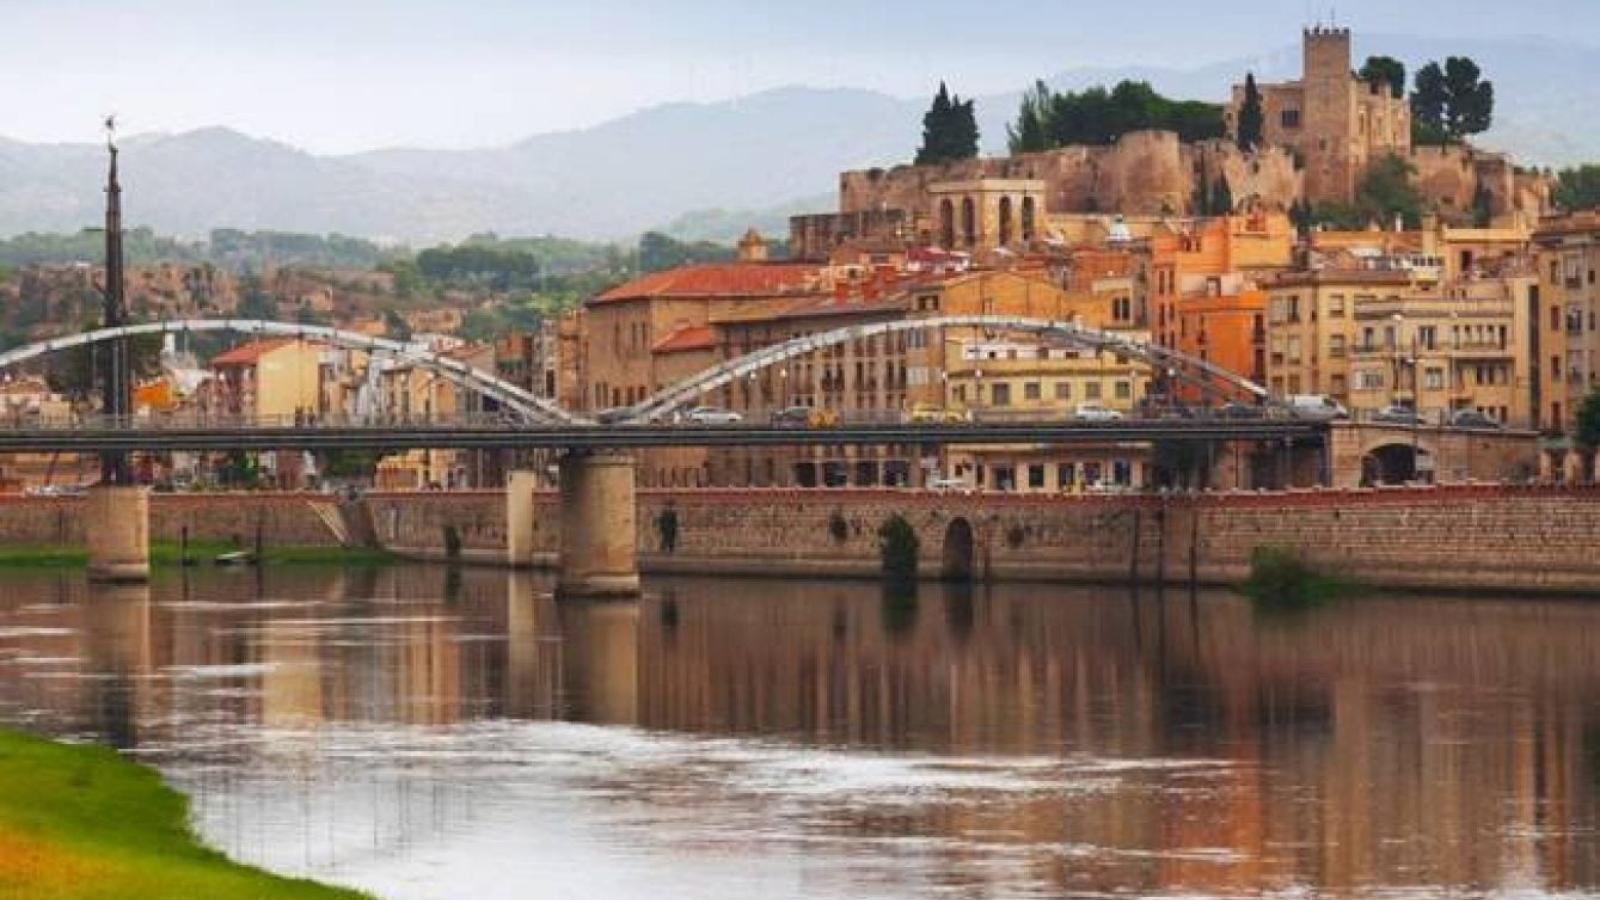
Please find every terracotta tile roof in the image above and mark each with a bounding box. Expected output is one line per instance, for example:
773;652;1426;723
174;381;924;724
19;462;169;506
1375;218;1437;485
592;263;817;305
210;338;300;367
651;325;717;355
767;294;910;322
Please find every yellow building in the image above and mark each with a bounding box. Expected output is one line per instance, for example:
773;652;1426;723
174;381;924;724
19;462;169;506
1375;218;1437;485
942;338;1153;492
206;339;324;423
1533;211;1600;430
1266;268;1537;427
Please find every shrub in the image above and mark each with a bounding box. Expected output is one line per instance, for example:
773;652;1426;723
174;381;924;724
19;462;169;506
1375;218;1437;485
1240;545;1355;610
878;513;921;585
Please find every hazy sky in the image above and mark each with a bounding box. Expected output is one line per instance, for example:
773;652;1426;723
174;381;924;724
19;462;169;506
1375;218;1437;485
5;0;1595;154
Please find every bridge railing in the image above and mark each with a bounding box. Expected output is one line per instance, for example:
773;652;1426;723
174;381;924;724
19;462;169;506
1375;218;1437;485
0;411;540;431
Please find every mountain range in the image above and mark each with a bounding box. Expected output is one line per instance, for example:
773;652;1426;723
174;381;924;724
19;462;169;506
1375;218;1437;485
0;33;1594;246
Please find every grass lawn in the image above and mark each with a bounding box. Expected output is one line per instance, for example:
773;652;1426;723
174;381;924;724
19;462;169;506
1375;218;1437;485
0;540;395;570
0;728;368;899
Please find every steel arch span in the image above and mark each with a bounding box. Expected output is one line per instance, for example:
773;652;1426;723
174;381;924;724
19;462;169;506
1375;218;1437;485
626;315;1271;423
0;319;582;424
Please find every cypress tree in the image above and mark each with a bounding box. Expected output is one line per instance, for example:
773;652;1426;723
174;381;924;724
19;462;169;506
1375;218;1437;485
916;82;980;165
1237;73;1264;151
1213;175;1234;215
916;83;955;165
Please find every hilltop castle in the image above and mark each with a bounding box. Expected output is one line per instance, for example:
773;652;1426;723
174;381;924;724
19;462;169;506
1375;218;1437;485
1226;26;1411;204
790;27;1547;262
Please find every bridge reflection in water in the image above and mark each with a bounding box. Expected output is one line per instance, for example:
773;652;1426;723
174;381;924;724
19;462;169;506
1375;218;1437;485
0;568;1596;899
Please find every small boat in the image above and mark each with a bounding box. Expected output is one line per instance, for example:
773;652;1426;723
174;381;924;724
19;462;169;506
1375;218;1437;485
214;551;258;567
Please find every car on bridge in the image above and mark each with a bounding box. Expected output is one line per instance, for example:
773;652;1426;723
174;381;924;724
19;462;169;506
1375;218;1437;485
1072;403;1123;422
770;406;812;427
905;402;971;424
1450;409;1503;429
1373;405;1424;425
1287;394;1350;421
682;406;742;425
1216;402;1265;420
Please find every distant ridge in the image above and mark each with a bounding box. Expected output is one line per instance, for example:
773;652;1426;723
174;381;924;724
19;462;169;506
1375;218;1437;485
0;34;1592;244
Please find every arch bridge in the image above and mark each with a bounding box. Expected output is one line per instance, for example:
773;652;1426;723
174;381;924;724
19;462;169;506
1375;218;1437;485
625;315;1272;423
0;318;579;425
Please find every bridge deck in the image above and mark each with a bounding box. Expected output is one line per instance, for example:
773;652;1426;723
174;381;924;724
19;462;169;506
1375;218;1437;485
0;420;1327;452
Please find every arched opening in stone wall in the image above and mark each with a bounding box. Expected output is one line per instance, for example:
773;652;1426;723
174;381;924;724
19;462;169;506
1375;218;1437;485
998;196;1014;247
942;517;975;582
939;199;955;249
1363;443;1430;485
961;197;976;247
1021;196;1036;242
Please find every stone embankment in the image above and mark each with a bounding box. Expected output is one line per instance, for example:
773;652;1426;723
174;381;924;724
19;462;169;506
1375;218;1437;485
5;486;1600;593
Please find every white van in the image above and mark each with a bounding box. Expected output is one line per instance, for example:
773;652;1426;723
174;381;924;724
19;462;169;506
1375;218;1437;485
1286;394;1349;420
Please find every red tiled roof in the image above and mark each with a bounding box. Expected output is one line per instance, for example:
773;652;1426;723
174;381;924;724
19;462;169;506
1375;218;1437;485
210;339;299;367
651;325;717;354
592;263;817;304
767;294;909;322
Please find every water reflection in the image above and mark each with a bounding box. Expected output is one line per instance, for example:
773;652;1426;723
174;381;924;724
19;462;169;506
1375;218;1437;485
0;567;1595;898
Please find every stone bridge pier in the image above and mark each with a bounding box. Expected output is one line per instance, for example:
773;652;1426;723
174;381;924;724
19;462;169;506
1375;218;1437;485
508;450;640;599
86;484;150;582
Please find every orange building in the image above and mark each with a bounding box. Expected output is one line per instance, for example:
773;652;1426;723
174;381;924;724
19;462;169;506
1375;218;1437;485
1151;214;1293;400
1173;287;1268;393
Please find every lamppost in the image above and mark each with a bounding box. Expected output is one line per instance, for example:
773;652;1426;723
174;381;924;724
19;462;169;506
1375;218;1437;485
1392;313;1421;482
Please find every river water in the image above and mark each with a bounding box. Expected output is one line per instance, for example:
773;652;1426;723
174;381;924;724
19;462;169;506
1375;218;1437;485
0;566;1596;899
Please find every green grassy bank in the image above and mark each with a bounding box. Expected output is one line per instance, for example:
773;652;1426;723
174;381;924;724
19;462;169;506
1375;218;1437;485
0;539;395;570
0;728;367;899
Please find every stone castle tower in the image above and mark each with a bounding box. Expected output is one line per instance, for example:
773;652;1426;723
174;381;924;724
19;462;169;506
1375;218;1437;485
1227;26;1411;205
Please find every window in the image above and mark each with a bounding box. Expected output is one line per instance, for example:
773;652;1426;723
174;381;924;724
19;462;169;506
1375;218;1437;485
1115;381;1132;400
1329;334;1346;357
1028;465;1045;489
1024;382;1042;401
1357;370;1384;390
1054;382;1071;400
991;383;1012;406
1281;109;1302;129
1424;368;1444;390
1057;463;1076;488
1331;374;1347;394
1327;294;1346;317
1085;382;1102;400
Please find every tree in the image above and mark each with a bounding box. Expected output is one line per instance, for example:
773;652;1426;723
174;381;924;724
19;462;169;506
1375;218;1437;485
1212;175;1234;215
382;308;412;342
1555;165;1600;211
1444;57;1494;138
1411;62;1449;145
1007;81;1053;154
1359;56;1407;99
1004;79;1223;154
1236;73;1264;151
916;82;979;165
637;231;734;273
1410;57;1493;144
1472;180;1495;227
1354;153;1425;228
1576;390;1600;450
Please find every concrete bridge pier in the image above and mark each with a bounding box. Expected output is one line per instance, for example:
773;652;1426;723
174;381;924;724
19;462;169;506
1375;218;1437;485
505;470;542;568
86;484;150;583
556;450;640;599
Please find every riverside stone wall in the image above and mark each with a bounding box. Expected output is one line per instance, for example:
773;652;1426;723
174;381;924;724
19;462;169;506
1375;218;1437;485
7;486;1600;592
374;485;1600;593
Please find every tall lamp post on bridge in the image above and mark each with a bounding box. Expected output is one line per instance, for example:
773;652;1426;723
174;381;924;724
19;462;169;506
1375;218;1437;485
1391;312;1422;483
86;117;150;583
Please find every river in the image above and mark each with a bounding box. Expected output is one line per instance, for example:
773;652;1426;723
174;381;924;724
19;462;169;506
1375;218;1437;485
0;566;1595;898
